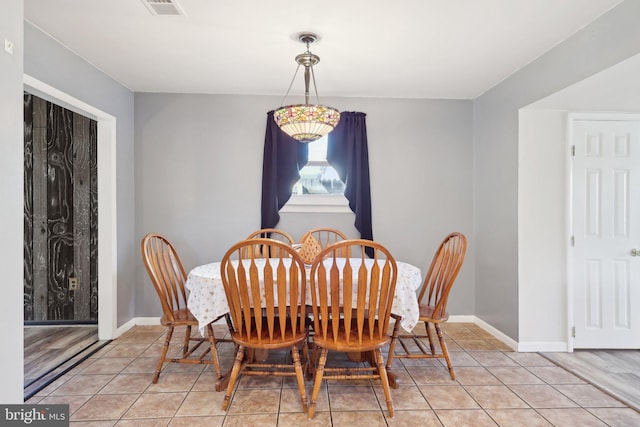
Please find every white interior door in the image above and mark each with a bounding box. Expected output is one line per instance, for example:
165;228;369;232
572;119;640;349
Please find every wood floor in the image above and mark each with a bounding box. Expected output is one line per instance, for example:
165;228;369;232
542;349;640;412
24;325;109;399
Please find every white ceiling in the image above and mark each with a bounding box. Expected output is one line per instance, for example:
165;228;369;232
24;0;623;99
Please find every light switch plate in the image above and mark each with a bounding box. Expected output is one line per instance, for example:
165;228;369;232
5;38;14;55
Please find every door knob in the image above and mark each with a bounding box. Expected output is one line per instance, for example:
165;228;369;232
632;248;640;257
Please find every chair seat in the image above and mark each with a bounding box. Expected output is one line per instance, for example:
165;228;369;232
418;305;449;323
312;319;390;352
160;308;198;326
231;316;307;349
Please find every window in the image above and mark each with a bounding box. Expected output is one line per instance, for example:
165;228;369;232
282;136;350;213
291;137;344;196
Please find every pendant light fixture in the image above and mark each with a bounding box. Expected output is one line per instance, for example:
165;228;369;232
273;33;340;143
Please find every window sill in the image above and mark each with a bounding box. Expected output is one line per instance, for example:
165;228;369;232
280;195;352;214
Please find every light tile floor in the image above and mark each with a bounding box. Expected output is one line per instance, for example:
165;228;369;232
26;323;640;426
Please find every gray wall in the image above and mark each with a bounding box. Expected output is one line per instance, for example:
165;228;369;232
24;23;136;327
473;0;640;340
0;0;24;403
134;93;474;317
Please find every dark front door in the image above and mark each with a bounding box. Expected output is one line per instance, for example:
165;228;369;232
24;93;98;323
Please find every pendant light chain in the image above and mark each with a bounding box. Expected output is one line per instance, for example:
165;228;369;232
278;63;302;107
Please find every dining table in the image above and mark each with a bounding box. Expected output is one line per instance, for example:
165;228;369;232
185;256;423;389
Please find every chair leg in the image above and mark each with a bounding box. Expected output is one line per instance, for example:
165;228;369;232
306;340;319;381
308;347;328;420
375;349;394;418
386;319;401;371
183;325;192;357
222;345;245;411
291;345;308;414
424;321;437;355
206;323;223;380
154;326;174;383
435;324;455;380
224;313;235;335
302;337;313;380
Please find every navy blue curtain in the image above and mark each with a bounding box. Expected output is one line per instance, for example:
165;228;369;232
260;111;308;229
327;112;374;256
261;110;373;255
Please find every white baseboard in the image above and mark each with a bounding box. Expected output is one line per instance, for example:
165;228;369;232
460;316;567;352
471;316;519;351
114;315;567;353
517;341;569;352
135;317;162;325
405;315;519;351
448;315;477;323
114;317;161;338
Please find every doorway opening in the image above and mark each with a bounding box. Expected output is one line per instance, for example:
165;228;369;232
23;76;117;398
24;74;118;340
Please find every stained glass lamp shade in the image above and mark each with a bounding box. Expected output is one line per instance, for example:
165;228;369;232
274;33;340;143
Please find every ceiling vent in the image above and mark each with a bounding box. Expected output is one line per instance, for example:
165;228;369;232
141;0;186;16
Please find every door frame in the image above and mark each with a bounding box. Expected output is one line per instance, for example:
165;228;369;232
566;112;640;351
24;75;118;340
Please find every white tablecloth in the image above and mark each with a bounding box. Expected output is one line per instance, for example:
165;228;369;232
186;258;422;335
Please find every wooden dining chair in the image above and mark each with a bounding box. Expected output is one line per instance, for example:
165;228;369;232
244;228;294;258
219;238;310;413
386;232;467;380
140;233;233;385
307;239;398;419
